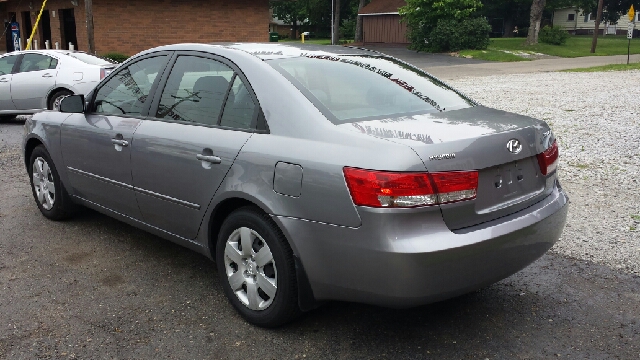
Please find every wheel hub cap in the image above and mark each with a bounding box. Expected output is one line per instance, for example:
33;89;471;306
224;227;277;311
32;157;55;211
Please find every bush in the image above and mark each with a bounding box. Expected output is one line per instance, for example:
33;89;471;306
427;17;491;52
539;25;569;45
340;18;356;40
101;52;129;64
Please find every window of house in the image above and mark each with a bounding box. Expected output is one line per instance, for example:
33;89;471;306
156;56;235;126
567;13;575;21
92;55;167;116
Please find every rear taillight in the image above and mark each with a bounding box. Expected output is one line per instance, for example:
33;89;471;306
100;68;113;80
537;140;558;176
343;167;478;208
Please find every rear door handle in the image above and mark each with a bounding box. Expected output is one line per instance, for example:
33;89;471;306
196;154;221;164
111;139;129;147
42;73;53;78
0;78;7;83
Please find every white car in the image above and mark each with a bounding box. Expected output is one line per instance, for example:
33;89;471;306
0;50;116;120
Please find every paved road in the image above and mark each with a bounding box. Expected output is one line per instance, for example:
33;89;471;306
1;117;640;358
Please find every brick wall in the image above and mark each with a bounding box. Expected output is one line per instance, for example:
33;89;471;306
2;0;269;55
93;0;270;55
1;2;8;52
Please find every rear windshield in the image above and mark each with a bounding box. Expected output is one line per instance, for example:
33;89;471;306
64;52;114;66
267;55;474;124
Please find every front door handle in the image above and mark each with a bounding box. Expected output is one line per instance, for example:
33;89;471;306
0;78;7;83
42;73;53;78
111;139;129;147
196;154;221;164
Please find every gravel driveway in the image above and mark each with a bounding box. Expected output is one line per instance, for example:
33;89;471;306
450;70;640;275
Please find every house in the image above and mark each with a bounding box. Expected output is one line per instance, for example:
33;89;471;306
553;7;639;35
358;0;408;44
1;0;271;55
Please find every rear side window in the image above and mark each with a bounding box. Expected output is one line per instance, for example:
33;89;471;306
18;54;57;72
64;52;114;65
219;75;258;130
268;56;474;124
156;56;240;127
0;55;18;75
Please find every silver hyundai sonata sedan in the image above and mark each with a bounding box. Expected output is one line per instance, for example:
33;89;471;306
22;43;568;327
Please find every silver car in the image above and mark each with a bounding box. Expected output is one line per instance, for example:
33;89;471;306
22;43;568;327
0;50;115;120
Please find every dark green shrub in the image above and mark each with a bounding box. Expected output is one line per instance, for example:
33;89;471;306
101;52;129;64
427;17;491;52
539;25;569;45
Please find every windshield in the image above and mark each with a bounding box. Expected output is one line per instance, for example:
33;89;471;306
64;52;114;66
267;55;474;124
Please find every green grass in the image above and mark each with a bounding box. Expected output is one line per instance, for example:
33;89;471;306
460;35;640;61
458;49;530;62
631;215;640;221
489;36;640;58
562;62;640;72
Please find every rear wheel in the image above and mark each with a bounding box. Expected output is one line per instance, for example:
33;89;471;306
216;207;300;327
49;90;73;110
28;145;77;220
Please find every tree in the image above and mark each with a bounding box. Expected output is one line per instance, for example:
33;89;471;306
525;0;547;44
400;0;484;51
332;0;341;44
355;0;367;42
270;0;308;39
479;0;531;37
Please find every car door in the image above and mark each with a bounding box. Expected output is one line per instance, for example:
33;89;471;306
130;54;261;240
60;54;171;219
0;54;19;111
10;53;59;110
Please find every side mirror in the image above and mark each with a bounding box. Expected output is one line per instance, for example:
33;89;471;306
59;94;85;113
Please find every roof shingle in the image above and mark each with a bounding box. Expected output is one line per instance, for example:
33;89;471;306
358;0;406;15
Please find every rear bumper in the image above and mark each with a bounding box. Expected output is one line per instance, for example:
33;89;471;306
274;181;568;308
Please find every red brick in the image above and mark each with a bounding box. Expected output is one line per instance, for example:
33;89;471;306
2;0;269;55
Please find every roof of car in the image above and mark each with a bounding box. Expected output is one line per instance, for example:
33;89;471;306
144;43;383;61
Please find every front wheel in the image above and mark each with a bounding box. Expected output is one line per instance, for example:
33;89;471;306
216;207;300;327
29;145;77;220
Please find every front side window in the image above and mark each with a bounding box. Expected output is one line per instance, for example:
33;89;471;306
156;56;234;126
92;55;167;116
0;55;18;75
18;53;57;72
268;56;474;124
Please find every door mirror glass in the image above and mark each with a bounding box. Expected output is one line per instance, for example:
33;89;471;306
59;95;85;113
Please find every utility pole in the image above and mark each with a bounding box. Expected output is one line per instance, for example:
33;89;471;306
85;0;95;54
590;0;604;53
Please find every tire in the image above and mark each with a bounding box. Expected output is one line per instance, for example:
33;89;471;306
48;90;73;111
28;145;77;220
0;115;17;123
216;206;300;327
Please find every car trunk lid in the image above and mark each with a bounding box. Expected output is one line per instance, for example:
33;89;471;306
338;106;557;230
